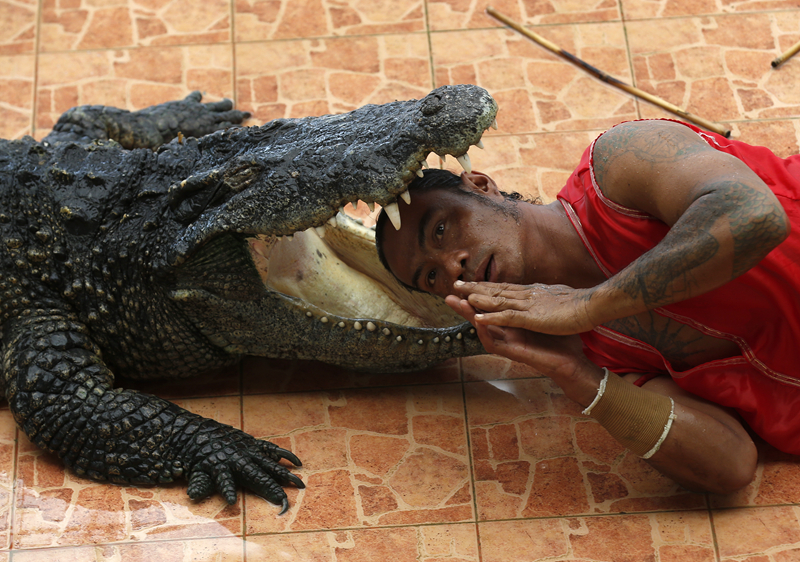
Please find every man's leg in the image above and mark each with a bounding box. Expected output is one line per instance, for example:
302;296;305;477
620;373;757;494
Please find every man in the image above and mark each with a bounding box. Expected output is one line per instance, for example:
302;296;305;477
376;118;800;494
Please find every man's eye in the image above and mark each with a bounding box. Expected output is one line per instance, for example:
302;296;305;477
435;223;444;238
426;270;436;286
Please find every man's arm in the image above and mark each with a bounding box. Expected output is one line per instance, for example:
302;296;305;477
586;119;789;325
454;120;790;335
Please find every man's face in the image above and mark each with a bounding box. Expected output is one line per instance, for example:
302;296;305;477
381;178;525;300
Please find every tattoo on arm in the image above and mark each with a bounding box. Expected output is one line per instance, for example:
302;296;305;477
726;182;789;277
593;122;709;189
603;179;787;311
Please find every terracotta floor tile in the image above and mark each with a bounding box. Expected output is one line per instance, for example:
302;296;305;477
13;397;243;549
431;25;638;135
622;0;800;17
236;34;432;122
0;411;16;551
119;362;240;400
0;53;34;139
234;0;425;42
627;12;800;125
35;45;234;138
0;0;36;55
241;357;459;394
427;0;621;30
246;523;479;561
11;537;245;561
242;383;472;532
466;379;704;519
39;0;231;52
711;441;800;509
480;511;715;562
713;506;800;559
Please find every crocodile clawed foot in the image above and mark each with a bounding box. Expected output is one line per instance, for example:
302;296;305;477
185;425;304;513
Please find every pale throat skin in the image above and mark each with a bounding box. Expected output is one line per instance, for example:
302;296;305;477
380;171;607;300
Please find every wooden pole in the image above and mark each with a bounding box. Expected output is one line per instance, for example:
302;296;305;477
486;6;732;138
771;39;800;68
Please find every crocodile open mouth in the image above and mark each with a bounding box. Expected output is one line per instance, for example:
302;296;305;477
171;85;498;371
245;129;495;333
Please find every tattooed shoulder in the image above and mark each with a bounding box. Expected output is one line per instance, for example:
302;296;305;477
593;121;710;188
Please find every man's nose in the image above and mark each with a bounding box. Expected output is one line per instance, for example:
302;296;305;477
443;250;468;284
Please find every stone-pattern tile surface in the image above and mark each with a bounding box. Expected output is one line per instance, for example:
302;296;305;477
427;0;621;29
465;378;706;520
1;0;800;560
236;34;433;122
34;44;234;138
246;523;479;561
0;0;36;55
39;0;231;51
0;53;34;139
628;13;800;124
431;25;637;135
234;0;426;41
242;382;473;533
480;511;716;561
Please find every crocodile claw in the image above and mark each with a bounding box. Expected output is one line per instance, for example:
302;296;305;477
185;423;304;512
274;446;302;467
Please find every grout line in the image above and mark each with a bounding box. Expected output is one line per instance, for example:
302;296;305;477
230;0;238;110
423;0;437;89
708;504;723;562
30;0;43;139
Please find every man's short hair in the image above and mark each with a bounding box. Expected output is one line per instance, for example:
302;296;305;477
374;169;536;288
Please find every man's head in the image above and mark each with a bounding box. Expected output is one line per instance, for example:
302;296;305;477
375;168;534;299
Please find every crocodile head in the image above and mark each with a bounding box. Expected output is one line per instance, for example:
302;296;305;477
166;84;498;372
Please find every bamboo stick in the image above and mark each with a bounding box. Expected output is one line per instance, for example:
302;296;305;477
486;6;732;138
771;39;800;68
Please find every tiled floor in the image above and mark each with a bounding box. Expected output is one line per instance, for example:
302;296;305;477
1;0;800;560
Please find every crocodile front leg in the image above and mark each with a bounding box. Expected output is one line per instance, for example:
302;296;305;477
43;91;251;149
4;310;304;512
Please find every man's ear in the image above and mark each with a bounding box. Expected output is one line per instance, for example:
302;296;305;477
461;171;502;197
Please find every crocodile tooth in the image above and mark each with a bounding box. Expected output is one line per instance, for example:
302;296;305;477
315;226;326;238
321;316;329;323
366;322;376;331
417;339;423;345
306;311;313;317
328;217;337;227
338;321;345;328
354;321;363;330
445;336;451;342
367;202;375;212
491;118;498;130
476;140;485;149
421;160;429;169
286;234;293;241
416;169;424;177
433;337;440;343
400;190;411;205
456;153;472;174
456;332;463;340
382;328;391;336
384;202;401;230
396;336;402;342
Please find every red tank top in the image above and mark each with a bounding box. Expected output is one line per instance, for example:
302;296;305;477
557;120;800;454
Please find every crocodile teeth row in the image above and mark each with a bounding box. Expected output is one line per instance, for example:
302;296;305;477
301;132;492;235
304;312;474;342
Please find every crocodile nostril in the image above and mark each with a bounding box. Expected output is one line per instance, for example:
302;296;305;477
420;94;444;116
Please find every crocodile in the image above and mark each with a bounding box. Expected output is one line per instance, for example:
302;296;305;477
0;86;497;513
